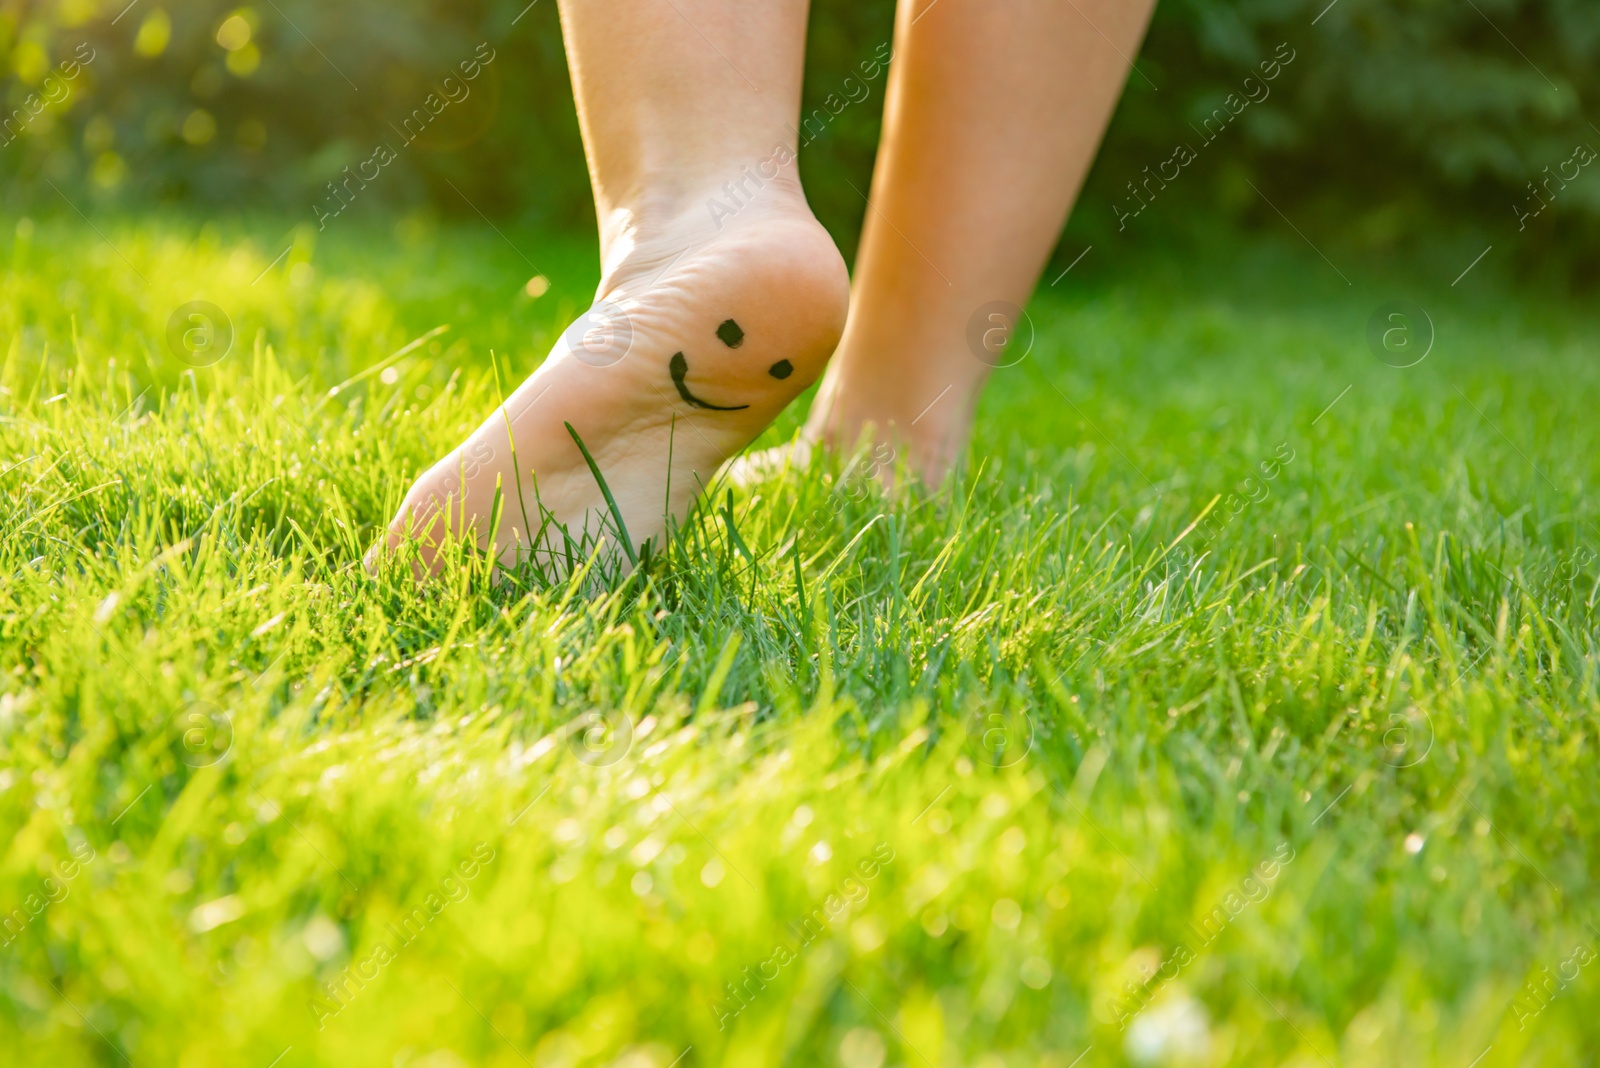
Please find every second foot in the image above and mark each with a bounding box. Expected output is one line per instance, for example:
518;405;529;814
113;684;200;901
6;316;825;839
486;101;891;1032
793;365;986;489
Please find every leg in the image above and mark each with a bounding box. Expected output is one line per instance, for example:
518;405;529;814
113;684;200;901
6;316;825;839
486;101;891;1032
803;0;1157;482
378;0;848;571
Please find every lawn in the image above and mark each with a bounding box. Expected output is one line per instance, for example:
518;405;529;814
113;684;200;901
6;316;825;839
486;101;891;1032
2;212;1598;1068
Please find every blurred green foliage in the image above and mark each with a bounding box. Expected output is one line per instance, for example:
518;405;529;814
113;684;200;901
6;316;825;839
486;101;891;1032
2;0;1597;263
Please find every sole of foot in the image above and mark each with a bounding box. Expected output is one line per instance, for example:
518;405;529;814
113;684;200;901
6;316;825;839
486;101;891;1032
370;201;849;578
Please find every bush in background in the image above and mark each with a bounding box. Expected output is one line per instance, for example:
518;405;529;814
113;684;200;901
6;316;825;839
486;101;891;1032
2;0;1596;269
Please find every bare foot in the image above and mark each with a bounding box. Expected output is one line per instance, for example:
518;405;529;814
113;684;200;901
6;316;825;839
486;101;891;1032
781;286;1043;486
375;194;848;573
730;324;991;491
795;361;980;488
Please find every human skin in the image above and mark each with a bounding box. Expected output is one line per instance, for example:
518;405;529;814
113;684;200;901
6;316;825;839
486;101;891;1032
803;0;1159;483
378;0;849;571
377;0;1156;572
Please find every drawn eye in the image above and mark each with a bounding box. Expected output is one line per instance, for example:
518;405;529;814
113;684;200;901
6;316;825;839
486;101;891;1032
665;317;777;411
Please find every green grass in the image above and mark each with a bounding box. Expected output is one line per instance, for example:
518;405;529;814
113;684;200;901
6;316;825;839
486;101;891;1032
3;212;1599;1068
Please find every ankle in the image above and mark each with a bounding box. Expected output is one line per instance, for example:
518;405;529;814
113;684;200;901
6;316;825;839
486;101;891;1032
597;148;811;283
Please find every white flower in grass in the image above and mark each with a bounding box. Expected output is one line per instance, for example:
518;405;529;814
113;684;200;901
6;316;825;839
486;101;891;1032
1126;994;1211;1065
300;913;344;960
839;1028;885;1068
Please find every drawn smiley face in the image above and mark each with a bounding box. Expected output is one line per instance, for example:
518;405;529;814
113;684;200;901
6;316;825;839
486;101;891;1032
669;318;794;411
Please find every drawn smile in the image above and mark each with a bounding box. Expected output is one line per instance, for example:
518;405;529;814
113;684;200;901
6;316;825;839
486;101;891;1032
665;319;793;411
670;351;750;411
